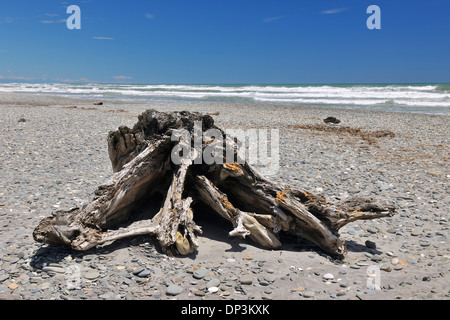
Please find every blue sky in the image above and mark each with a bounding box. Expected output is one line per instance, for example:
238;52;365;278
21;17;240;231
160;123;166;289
0;0;449;84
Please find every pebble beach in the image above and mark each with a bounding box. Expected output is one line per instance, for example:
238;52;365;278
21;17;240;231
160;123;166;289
0;92;448;301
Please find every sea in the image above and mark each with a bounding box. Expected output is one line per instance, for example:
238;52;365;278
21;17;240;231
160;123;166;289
0;83;449;115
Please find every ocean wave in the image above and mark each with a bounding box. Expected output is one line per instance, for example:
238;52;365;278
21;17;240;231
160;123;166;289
2;84;447;100
0;83;448;112
436;84;450;93
253;97;385;105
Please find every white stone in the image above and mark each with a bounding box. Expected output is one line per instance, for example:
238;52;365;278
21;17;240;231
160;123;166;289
208;286;219;293
323;273;334;280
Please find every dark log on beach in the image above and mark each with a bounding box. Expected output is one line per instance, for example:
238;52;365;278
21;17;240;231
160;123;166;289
33;109;395;258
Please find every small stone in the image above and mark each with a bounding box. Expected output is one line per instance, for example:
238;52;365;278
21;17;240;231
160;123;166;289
226;258;236;263
8;283;18;290
250;267;260;274
18;274;29;281
137;269;152;278
264;289;273;295
323;117;341;124
302;291;315;298
208;286;219;293
166;285;183;296
364;252;373;259
365;240;377;249
132;268;145;276
0;274;10;282
194;290;206;297
264;274;277;283
367;227;377;234
371;254;382;262
84;269;100;280
98;293;111;300
207;278;221;288
391;258;399;265
193;268;208;279
420;240;431;247
258;280;270;286
323;273;334;281
42;266;66;274
380;266;392;272
240;275;253;285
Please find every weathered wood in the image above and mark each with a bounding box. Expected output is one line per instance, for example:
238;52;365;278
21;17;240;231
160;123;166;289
33;109;395;258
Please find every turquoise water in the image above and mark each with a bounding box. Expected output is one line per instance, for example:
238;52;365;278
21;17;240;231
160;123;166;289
0;83;449;115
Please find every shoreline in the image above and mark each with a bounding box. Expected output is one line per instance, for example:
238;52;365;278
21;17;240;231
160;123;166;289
1;92;449;117
0;92;448;300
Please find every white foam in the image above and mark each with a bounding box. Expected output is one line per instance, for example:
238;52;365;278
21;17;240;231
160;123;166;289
0;83;448;109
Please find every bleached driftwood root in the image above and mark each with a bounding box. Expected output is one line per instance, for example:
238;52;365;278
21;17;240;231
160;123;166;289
33;110;395;258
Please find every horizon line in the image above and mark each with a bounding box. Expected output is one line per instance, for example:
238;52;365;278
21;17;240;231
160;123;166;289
0;81;449;86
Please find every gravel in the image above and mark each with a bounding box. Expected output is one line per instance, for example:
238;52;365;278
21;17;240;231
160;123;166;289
0;92;448;300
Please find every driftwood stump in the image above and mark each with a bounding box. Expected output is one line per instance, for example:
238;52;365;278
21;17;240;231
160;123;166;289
33;109;395;259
